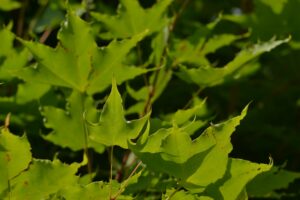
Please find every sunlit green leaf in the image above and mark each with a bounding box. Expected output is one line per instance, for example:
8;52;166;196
130;106;248;192
160;100;208;135
205;158;272;200
0;27;28;80
42;91;104;153
182;106;248;190
170;99;206;125
58;180;132;200
16;82;51;104
10;159;79;200
0;128;31;195
86;30;149;94
19;10;148;94
87;79;150;148
18;10;96;91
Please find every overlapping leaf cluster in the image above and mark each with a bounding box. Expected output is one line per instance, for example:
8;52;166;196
0;0;300;199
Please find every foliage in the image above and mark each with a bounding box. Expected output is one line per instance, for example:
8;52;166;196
1;0;300;199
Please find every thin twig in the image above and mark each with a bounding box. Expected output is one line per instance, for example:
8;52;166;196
8;179;11;200
17;0;28;37
141;0;191;116
165;186;181;200
169;0;191;31
109;146;114;200
80;93;93;180
115;150;130;181
183;87;204;109
112;161;143;200
39;27;52;43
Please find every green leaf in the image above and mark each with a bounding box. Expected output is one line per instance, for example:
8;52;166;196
0;128;31;195
10;159;80;200
16;82;51;104
86;30;149;94
260;0;288;14
160;100;208;136
170;99;206;125
42;91;104;153
59;181;132;200
126;84;148;101
130;106;248;191
163;189;213;200
0;27;14;56
247;166;300;198
171;33;245;67
19;11;148;94
177;37;290;87
125;169;176;195
171;39;209;67
87;79;150;148
91;0;173;38
181;106;248;190
205;158;272;200
201;34;247;55
18;10;96;92
0;0;20;11
0;27;28;80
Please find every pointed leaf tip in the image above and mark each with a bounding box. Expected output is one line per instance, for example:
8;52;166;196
111;77;117;87
88;78;150;148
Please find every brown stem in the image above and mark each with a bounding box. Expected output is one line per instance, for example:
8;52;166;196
109;146;114;200
141;0;191;116
17;0;28;37
183;87;204;109
80;93;93;180
111;161;143;200
115;150;130;181
165;186;181;200
142;84;155;116
169;0;191;31
39;28;52;43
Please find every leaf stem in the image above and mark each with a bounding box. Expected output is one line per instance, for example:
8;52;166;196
183;87;204;109
80;93;93;180
39;27;52;43
112;161;143;200
165;187;180;200
8;180;11;200
109;146;114;200
170;0;191;31
115;150;130;181
142;0;191;116
17;0;28;37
